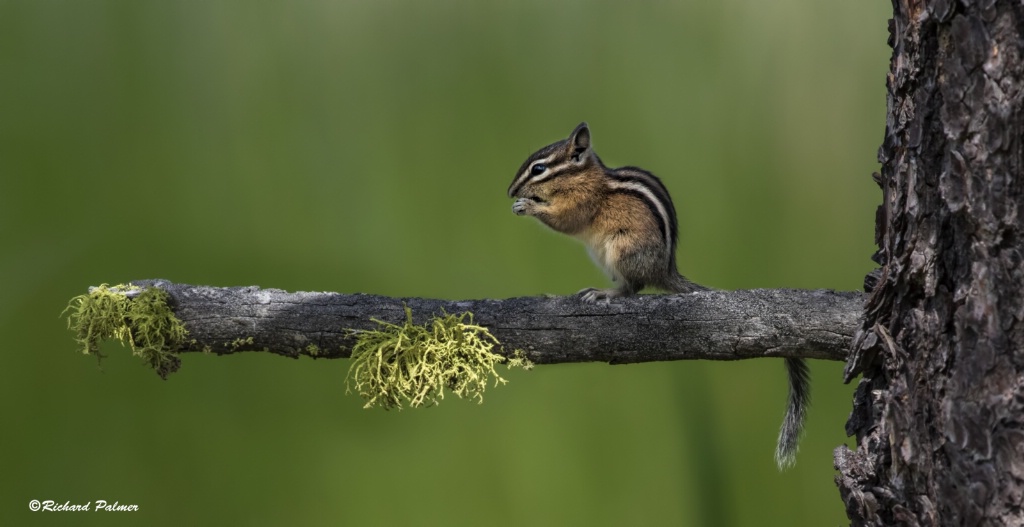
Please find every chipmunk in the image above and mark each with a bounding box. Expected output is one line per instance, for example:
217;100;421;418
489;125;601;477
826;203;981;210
507;122;810;469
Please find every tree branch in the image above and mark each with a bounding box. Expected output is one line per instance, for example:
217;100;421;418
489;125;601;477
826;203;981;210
118;280;863;365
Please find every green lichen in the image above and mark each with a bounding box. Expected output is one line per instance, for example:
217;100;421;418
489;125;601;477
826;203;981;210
63;283;186;379
506;348;535;371
306;344;322;357
230;336;255;351
345;306;531;410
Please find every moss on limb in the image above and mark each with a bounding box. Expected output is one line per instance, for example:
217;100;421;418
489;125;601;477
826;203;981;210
64;284;186;379
346;306;532;409
63;285;532;401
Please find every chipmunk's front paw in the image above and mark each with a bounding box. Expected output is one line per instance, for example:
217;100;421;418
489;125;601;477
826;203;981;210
512;197;535;216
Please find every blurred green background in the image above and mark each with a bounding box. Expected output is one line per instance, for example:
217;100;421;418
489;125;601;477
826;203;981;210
2;1;888;525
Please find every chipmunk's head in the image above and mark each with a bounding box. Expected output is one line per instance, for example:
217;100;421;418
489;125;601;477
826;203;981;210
507;122;601;203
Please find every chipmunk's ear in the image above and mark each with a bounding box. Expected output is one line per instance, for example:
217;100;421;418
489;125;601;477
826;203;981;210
568;122;591;163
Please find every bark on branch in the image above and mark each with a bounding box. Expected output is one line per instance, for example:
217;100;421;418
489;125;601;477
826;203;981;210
121;280;863;364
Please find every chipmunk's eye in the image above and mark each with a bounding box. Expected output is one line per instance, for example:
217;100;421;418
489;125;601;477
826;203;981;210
530;163;547;176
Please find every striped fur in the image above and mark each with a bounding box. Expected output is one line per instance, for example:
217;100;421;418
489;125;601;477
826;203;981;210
607;167;677;257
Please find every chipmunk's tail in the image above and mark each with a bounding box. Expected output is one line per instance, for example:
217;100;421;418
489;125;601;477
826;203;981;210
665;271;711;293
776;357;811;470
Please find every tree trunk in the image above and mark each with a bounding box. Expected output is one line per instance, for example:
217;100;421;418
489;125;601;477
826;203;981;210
836;1;1024;526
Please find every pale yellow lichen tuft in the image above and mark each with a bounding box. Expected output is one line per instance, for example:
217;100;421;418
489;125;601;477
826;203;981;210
63;284;186;379
230;336;255;351
345;306;531;409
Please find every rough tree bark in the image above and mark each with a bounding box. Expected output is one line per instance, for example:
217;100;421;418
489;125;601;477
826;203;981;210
836;1;1024;526
117;280;859;367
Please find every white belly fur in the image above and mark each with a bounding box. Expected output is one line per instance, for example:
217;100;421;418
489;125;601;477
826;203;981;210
576;230;621;282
